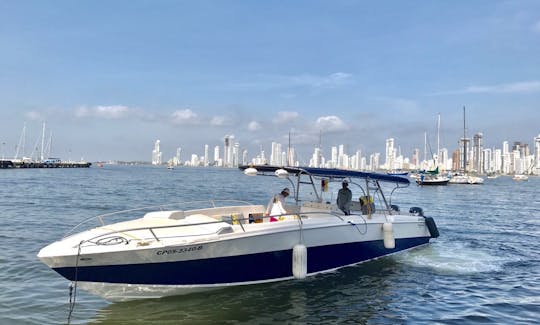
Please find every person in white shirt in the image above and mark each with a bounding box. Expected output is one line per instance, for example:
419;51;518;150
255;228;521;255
266;187;290;221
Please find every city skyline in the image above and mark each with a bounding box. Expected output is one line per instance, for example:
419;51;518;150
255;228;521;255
1;1;540;161
150;131;540;176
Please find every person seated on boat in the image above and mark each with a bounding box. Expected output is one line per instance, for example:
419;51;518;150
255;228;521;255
266;188;290;221
336;180;352;215
360;195;376;215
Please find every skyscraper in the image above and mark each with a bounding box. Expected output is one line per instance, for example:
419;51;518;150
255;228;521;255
473;133;483;173
213;146;220;166
204;144;209;166
385;138;395;170
223;135;230;167
535;134;540;175
152;140;162;165
459;137;471;172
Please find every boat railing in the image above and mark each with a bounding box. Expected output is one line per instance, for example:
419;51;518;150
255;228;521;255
76;210;357;248
63;199;255;239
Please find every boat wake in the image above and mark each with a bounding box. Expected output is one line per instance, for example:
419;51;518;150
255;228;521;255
396;242;503;274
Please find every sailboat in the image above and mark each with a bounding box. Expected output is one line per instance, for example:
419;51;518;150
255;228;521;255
449;107;484;185
416;114;450;186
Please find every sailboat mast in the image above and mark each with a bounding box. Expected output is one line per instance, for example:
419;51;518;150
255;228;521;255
15;123;26;159
463;106;467;173
424;131;427;166
437;113;441;167
40;122;46;162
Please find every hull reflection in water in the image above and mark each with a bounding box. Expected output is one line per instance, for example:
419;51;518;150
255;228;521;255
88;258;400;324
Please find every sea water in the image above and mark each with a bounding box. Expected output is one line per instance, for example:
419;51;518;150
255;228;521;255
0;166;538;324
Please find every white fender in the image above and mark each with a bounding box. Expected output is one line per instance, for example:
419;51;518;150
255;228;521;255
382;222;395;249
292;244;307;279
244;167;258;176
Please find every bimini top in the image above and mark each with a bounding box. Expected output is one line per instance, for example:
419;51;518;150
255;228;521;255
239;165;410;185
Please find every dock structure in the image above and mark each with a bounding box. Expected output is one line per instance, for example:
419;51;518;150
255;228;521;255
0;160;91;169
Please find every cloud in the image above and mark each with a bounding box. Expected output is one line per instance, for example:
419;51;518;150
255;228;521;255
431;81;540;95
290;72;354;88
465;81;540;93
273;111;299;124
315;115;349;132
25;111;42;120
228;72;354;91
171;109;198;125
210;116;230;126
248;121;261;131
75;105;130;119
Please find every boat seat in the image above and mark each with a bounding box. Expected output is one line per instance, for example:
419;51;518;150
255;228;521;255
144;211;185;220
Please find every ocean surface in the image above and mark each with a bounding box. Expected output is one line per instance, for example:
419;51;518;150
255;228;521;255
0;165;538;324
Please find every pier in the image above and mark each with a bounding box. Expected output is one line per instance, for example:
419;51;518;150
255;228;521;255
0;160;91;169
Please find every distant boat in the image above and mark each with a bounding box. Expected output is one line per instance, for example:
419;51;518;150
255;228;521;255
451;107;484;185
416;167;450;186
449;174;484;185
512;174;528;181
387;171;409;176
416;114;450;186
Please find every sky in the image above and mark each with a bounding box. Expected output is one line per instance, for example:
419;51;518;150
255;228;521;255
1;0;539;163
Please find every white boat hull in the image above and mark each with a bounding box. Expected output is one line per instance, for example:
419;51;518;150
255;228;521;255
39;214;432;301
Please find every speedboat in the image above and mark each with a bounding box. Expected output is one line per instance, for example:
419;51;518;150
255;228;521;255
512;174;529;181
449;174;484;185
38;166;439;302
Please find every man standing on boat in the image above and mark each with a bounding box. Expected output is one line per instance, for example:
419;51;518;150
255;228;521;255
266;188;290;221
337;180;352;215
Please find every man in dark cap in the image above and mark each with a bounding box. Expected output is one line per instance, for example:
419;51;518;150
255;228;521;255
337;180;352;215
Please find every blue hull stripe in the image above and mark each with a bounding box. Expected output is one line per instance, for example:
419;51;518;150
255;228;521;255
54;237;430;285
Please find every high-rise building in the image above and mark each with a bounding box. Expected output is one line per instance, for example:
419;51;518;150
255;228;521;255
482;148;492;174
412;148;420;169
204;144;209;166
152;140;162;165
223;135;230;167
452;149;460;171
270;142;282;166
311;147;322;167
172;147;182;166
232;142;239;167
534;134;540;175
502;141;510;174
473;133;483;173
242;149;248;165
213;146;220;166
331;146;338;168
459;137;471;172
385;138;395;170
493;149;502;173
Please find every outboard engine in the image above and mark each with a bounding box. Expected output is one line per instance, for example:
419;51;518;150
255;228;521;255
409;207;440;238
409;206;424;216
424;216;440;238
